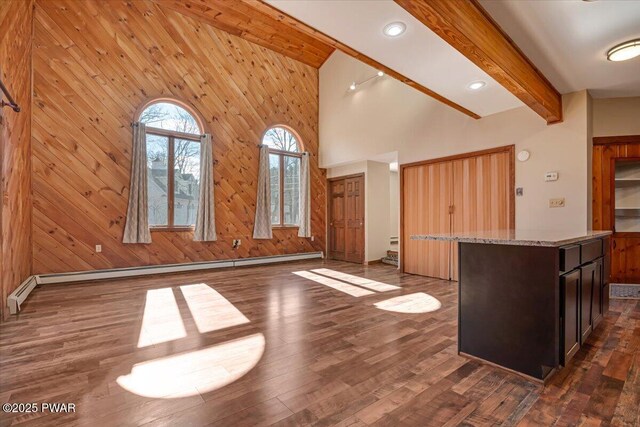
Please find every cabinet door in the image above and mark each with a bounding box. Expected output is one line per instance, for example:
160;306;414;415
593;259;604;328
580;263;596;344
561;269;580;365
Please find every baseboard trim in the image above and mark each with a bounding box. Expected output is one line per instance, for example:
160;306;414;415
9;252;324;314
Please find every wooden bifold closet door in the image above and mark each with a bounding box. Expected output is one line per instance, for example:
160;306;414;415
329;174;365;263
402;147;514;280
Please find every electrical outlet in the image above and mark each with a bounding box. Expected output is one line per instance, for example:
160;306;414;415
95;244;102;253
232;239;241;249
549;198;565;208
311;236;315;242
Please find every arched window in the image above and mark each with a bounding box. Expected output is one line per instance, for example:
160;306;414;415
138;99;204;230
262;126;303;227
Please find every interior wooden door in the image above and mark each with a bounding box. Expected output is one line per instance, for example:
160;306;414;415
328;179;346;261
402;161;453;279
345;175;365;263
592;137;640;283
451;150;514;280
328;174;364;264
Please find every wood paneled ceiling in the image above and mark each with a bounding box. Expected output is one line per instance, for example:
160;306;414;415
153;0;480;119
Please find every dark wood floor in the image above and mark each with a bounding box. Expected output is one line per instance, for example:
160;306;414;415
0;260;638;426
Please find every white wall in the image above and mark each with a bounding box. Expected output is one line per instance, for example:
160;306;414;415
320;51;592;233
390;170;399;239
592;97;640;137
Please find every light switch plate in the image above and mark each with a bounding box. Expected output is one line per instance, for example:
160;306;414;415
545;172;559;182
95;244;102;253
549;198;565;208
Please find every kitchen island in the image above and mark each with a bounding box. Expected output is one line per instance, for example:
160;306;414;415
411;230;612;382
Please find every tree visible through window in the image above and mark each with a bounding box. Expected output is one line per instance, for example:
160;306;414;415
139;101;202;229
262;127;302;227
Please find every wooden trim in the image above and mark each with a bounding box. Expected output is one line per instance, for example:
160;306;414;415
146;128;201;141
250;0;481;120
262;124;306;152
327;173;366;182
394;0;562;124
593;135;640;145
134;96;207;133
399;144;516;274
400;145;515;170
150;226;195;232
167;136;175;227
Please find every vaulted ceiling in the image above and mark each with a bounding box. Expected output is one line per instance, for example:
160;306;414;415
155;0;577;124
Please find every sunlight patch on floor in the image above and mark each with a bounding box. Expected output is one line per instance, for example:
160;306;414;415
293;271;374;297
180;283;250;334
374;292;442;314
117;333;265;398
137;288;186;348
311;268;401;292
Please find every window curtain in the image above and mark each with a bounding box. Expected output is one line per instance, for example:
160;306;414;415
253;144;272;239
298;152;311;238
123;122;152;244
194;134;217;241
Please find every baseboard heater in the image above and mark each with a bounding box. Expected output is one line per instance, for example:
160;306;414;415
7;252;323;314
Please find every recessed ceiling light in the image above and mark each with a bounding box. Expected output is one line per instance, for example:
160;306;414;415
607;39;640;62
377;71;384;77
467;81;486;90
349;82;357;91
383;22;406;37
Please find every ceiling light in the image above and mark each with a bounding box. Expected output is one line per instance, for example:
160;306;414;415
349;82;357;91
383;22;406;37
607;39;640;62
467;81;486;90
377;71;384;77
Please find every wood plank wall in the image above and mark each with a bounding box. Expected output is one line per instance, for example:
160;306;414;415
31;0;326;274
0;0;34;320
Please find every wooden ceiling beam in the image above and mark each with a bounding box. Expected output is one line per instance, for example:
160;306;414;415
152;0;336;68
395;0;562;124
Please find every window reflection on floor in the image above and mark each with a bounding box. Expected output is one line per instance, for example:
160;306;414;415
180;283;250;333
374;292;441;314
117;333;265;398
293;271;375;297
311;268;401;292
138;288;186;348
125;284;263;398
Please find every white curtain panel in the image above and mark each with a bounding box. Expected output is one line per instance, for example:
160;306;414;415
194;134;217;241
298;153;311;238
253;145;273;239
123;122;152;244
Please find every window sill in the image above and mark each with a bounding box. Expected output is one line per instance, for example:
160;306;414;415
273;225;300;230
150;226;195;232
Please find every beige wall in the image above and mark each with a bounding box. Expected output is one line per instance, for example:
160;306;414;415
592;97;640;137
390;171;399;240
320;51;592;233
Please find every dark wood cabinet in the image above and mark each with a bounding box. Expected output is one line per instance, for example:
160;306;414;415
560;239;609;366
580;262;595;344
593;259;604;328
561;269;580;365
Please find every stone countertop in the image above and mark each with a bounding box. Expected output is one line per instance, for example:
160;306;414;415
410;230;612;247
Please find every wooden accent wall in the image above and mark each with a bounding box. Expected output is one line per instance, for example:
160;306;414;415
401;146;514;280
31;0;326;274
592;136;640;283
0;0;34;319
